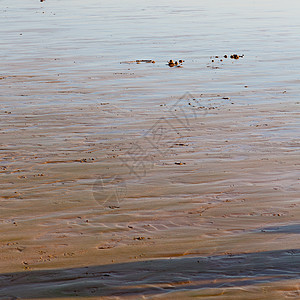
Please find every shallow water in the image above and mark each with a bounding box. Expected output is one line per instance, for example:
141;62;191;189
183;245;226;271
1;0;300;107
0;0;300;299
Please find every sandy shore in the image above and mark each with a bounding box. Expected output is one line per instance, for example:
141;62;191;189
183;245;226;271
1;94;299;298
1;0;300;298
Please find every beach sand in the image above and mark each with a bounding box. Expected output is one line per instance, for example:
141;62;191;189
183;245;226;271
1;97;299;298
1;0;300;298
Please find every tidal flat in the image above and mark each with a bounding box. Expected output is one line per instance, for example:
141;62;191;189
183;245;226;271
0;0;299;299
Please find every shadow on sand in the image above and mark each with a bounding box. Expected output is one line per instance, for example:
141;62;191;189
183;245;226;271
259;223;300;234
0;248;299;298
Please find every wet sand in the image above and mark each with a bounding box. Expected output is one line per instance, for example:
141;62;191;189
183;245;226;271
1;0;300;299
1;98;299;299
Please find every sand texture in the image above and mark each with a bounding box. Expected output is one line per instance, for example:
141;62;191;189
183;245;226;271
1;0;300;298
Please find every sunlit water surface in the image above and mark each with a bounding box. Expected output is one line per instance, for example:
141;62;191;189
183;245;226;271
1;0;300;107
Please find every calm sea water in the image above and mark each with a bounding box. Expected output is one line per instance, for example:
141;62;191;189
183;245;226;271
0;0;300;107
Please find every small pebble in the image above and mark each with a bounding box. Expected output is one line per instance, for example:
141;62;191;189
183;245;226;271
230;54;239;59
175;162;185;165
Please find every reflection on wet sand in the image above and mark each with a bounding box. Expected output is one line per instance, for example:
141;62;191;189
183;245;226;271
0;0;300;298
